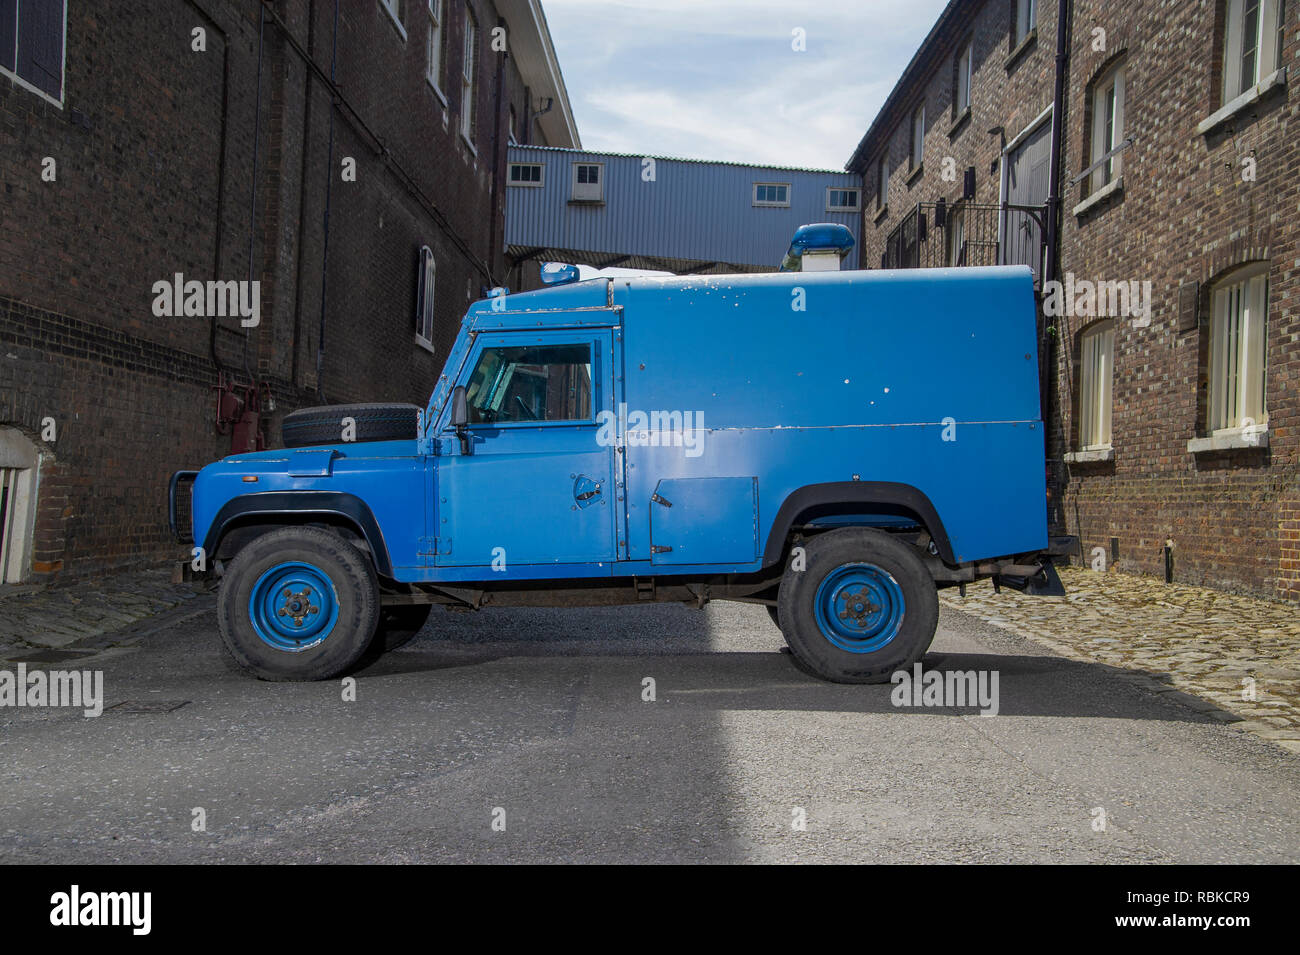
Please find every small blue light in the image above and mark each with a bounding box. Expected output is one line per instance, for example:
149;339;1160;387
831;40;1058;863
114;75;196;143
540;262;581;286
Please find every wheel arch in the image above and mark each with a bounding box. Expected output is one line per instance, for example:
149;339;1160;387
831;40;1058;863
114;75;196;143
763;481;956;566
201;492;394;577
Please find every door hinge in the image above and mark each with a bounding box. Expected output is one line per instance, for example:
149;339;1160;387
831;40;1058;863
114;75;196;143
650;545;672;554
651;493;672;507
418;536;446;556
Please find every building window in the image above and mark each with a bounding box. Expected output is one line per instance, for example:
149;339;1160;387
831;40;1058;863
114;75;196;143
876;156;889;209
0;426;41;584
1088;61;1126;194
826;188;860;212
1208;263;1269;433
1078;320;1114;450
416;246;436;350
508;105;518;145
425;0;445;94
571;162;604;201
1222;0;1286;104
0;0;67;104
946;204;967;266
910;103;925;169
753;182;790;207
1014;0;1038;46
460;6;477;144
508;162;544;186
380;0;408;39
955;42;973;114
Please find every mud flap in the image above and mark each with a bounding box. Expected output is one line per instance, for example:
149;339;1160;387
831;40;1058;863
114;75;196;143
993;560;1065;597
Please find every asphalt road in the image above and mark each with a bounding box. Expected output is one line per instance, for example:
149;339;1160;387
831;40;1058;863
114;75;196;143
2;598;1298;863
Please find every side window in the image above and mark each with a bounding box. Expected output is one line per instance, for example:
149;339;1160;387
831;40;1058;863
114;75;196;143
465;343;592;424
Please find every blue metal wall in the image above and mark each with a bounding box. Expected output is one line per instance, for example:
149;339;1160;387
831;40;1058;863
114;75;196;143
506;146;862;271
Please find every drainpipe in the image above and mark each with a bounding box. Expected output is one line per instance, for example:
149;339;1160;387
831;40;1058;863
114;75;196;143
314;0;340;403
488;16;507;285
1043;0;1070;288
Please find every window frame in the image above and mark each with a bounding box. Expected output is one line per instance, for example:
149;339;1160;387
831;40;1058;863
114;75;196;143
0;0;68;106
425;0;446;100
571;162;605;202
1088;59;1126;195
1077;319;1115;451
876;155;890;209
1014;0;1038;48
910;103;926;170
826;187;860;213
508;162;544;187
460;4;477;147
946;203;967;266
955;41;974;115
1222;0;1285;104
1208;262;1270;434
462;340;597;428
416;245;436;352
753;182;791;208
380;0;408;41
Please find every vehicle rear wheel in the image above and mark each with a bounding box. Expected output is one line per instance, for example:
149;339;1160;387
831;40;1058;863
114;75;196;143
217;526;380;681
776;527;938;684
377;604;432;651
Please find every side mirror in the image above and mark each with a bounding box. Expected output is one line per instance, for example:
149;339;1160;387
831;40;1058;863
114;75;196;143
451;385;470;454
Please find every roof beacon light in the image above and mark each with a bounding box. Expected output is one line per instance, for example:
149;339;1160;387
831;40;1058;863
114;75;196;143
539;261;581;286
780;223;855;273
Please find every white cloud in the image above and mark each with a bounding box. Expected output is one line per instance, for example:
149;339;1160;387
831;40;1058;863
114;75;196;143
543;0;951;168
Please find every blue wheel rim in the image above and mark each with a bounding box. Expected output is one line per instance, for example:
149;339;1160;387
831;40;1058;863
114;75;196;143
813;562;906;653
248;561;341;652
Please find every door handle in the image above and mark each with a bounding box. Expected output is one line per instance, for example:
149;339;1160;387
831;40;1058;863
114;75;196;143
573;475;602;508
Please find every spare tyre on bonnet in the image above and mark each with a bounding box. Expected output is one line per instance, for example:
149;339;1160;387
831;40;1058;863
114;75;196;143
280;402;420;448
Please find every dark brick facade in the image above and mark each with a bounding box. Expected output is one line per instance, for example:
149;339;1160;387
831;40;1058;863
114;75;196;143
851;0;1300;602
0;0;572;582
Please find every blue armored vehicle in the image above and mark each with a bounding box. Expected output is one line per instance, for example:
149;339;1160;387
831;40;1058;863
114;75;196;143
173;250;1062;684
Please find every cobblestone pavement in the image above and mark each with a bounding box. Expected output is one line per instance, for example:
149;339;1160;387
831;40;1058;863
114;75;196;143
0;569;204;651
942;566;1300;754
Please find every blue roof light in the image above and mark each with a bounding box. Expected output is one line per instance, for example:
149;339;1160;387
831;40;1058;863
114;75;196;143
780;223;856;272
539;261;581;286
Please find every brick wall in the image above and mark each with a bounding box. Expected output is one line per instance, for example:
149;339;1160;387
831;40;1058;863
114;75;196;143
1059;0;1300;601
0;0;547;582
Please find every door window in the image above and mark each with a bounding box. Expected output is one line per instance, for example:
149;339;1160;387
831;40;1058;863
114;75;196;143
465;343;592;424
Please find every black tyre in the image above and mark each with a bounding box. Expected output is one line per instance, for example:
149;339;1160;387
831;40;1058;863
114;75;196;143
766;604;781;628
281;402;420;448
776;527;938;684
217;526;381;681
377;604;432;651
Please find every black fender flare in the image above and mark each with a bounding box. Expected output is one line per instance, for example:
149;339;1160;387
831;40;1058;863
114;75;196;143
762;481;956;566
201;491;394;577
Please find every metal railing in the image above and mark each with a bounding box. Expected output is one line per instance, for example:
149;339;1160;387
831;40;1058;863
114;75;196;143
880;200;1047;282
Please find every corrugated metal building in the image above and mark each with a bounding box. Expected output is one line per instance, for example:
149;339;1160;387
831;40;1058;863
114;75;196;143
505;146;862;286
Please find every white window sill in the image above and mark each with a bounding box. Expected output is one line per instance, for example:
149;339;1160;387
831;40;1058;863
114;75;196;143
415;333;436;355
1187;425;1269;453
1196;67;1287;135
380;2;408;41
426;76;448;108
460;131;478;157
1072;176;1123;217
1064;446;1114;463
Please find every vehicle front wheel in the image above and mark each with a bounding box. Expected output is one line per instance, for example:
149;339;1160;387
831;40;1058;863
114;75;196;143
217;526;381;681
776;527;938;684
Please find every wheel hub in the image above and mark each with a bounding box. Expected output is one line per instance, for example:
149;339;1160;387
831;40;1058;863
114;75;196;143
248;562;340;652
813;562;906;653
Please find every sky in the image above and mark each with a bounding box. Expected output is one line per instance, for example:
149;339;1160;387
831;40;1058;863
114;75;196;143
542;0;952;171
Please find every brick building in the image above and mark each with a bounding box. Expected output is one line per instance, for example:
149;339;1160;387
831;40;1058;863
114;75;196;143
849;0;1300;602
0;0;577;583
